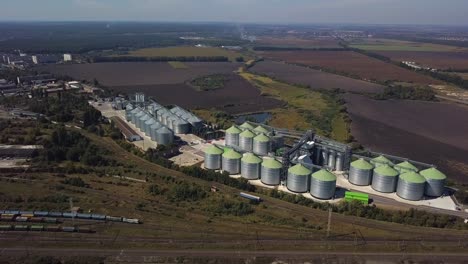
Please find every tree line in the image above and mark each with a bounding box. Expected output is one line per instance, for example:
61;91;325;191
93;56;229;63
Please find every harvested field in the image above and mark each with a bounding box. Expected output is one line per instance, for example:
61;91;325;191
256;36;342;48
349;38;467;52
37;62;239;86
124;46;244;61
259;50;440;84
112;74;283;114
345;94;468;182
250;60;385;93
377;51;468;70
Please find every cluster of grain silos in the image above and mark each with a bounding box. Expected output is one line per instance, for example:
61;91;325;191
225;122;272;155
312;147;344;172
126;106;174;146
170;105;203;129
346;156;446;200
155;108;190;134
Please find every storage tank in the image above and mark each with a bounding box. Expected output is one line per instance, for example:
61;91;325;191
133;110;144;126
204;145;224;170
241;153;262;180
310;169;336;200
396;171;426;201
254;125;269;135
394;161;418;173
335;152;344;171
371;165;399;193
149;122;163;141
239;130;255;152
130;108;141;124
370;155;393;168
287;164;311;193
321;148;329;166
144;118;157;136
222;149;242;175
260;158;282;186
328;150;336;170
173;120;190;134
314;146;321;165
253;133;270;156
420;167;446;197
155;126;174;146
225;125;241;147
240;122;255;131
138;113;150;130
349;159;374;186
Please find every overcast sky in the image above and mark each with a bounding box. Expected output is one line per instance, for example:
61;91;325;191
2;0;468;25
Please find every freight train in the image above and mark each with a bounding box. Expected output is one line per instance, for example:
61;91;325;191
0;224;94;233
0;210;140;224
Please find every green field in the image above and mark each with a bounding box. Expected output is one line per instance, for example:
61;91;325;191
350;38;467;52
168;61;188;69
126;46;245;61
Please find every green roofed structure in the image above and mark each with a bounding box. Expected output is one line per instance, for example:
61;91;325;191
370;155;393;167
240;122;255;130
226;125;242;134
241;153;262;164
254;125;269;134
222;149;242;159
204;145;224;155
395;161;419;173
262;158;282;169
312;169;336;181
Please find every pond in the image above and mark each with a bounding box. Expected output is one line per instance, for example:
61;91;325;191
234;112;272;124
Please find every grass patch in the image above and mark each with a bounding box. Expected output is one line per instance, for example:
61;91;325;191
349;38;467;52
168;61;188;69
189;74;228;91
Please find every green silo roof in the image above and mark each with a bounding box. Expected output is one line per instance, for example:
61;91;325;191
395;161;418;172
288;164;311;176
420;167;446;180
242;153;262;164
226;125;242;134
262;158;282;169
239;129;256;138
254;133;270;142
374;165;399;177
222;149;242;159
399;171;425;184
351;158;374;170
312;169;336;181
204;145;224;155
371;155;393;166
254;125;269;134
240;122;255;130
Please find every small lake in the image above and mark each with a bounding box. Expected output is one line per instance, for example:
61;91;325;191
235;112;271;124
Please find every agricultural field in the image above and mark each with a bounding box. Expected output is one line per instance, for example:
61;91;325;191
255;36;342;49
349;38;468;52
124;46;245;61
38;62;239;86
377;51;468;70
250;60;385;93
240;72;350;141
112;74;283;114
167;61;188;69
345;94;468;183
258;50;440;84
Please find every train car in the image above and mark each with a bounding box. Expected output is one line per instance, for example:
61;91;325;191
48;212;62;217
105;216;122;222
1;214;16;218
76;213;92;219
77;227;94;233
15;216;29;222
44;218;58;223
0;225;12;231
91;214;106;221
45;225;61;232
62;212;77;218
0;210;5;214
4;210;19;215
33;211;49;217
30;225;44;232
122;218;140;224
1;216;14;221
239;192;261;202
30;217;44;223
19;211;34;215
21;214;34;218
61;226;76;232
13;225;28;231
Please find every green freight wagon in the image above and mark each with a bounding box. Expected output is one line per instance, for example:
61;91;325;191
345;191;369;204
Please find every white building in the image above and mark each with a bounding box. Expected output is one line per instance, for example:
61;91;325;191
63;53;73;62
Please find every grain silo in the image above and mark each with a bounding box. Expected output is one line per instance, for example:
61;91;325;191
133;110;144;127
222;149;242;175
370;155;393;167
172;119;190;134
260;158;282;186
240;122;255;131
321;148;329;166
239;129;255;152
144;118;157;136
253;133;270;156
287;164;311;193
348;159;374;186
155;126;174;146
328;150;336;170
394;161;418;173
254;125;269;135
204;145;224;170
396;171;426;201
371;165;399;193
225;125;241;147
310;169;336;200
313;146;321;165
420;167;446;197
130;108;141;124
241;153;262;180
149;122;163;141
138;113;150;130
335;152;344;171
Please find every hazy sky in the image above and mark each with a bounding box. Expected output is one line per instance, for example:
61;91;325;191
2;0;468;25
